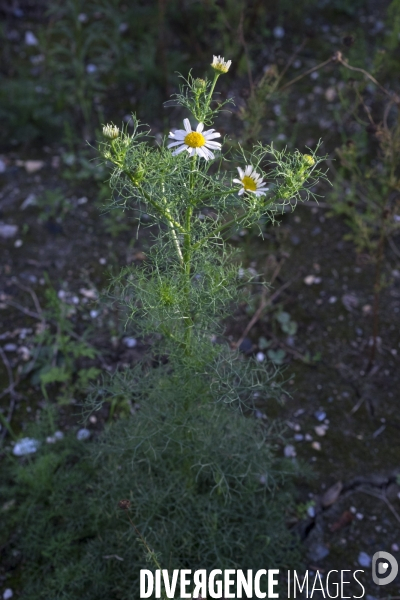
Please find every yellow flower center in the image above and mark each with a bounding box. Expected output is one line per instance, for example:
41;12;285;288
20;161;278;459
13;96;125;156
242;176;257;191
184;132;206;148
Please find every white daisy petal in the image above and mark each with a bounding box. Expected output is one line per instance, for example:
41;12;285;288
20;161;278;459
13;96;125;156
183;118;191;133
203;132;221;140
167;140;185;148
196;123;204;133
172;131;187;140
245;165;253;176
204;141;221;150
232;178;242;184
196;146;207;159
172;145;189;156
238;188;244;195
237;167;244;179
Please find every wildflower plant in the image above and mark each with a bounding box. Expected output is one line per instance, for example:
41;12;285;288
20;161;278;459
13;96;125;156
99;57;327;375
3;57;327;600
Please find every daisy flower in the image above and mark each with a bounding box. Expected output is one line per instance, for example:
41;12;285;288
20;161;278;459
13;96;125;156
167;118;221;160
233;165;269;197
211;55;232;74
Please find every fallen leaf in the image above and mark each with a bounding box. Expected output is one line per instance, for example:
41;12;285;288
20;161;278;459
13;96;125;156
342;293;359;311
321;481;343;507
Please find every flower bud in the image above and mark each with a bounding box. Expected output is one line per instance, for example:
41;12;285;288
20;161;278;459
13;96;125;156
211;55;232;74
302;154;315;167
130;165;145;186
103;124;119;139
194;78;207;91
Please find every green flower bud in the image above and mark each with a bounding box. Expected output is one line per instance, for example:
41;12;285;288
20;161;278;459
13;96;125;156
302;154;315;167
130;165;145;186
194;78;207;91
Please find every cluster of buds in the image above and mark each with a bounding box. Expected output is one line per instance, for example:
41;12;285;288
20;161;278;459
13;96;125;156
297;153;316;181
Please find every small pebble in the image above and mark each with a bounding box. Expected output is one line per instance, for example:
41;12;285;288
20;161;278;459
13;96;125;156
14;239;23;248
392;543;399;552
294;434;304;442
256;351;265;362
13;438;40;456
273;26;285;38
356;513;364;520
314;409;327;422
315;425;328;436
284;444;296;458
3;589;13;600
25;31;38;45
350;506;357;513
4;344;17;352
307;505;316;518
0;223;18;238
90;310;99;318
304;274;317;285
305;433;313;441
123;337;137;348
47;431;64;443
311;441;321;451
358;551;371;568
76;428;91;441
328;296;337;304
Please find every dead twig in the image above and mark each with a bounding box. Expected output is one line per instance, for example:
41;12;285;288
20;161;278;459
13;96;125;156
278;56;335;93
4;300;42;320
358;487;400;526
12;279;44;320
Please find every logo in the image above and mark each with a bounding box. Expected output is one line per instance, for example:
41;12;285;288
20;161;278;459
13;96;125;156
372;551;398;586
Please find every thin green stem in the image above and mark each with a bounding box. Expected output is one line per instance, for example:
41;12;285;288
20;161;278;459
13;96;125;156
182;155;197;350
126;175;185;233
206;72;221;110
